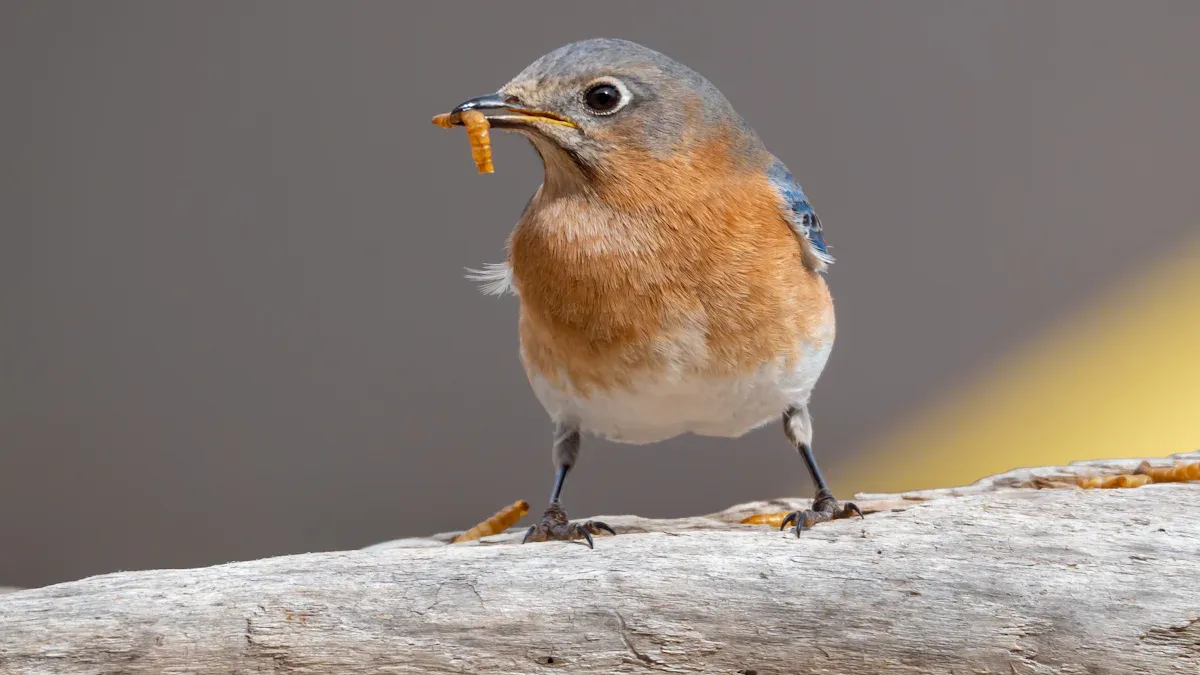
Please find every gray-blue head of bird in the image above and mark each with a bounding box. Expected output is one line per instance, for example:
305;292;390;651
448;38;769;189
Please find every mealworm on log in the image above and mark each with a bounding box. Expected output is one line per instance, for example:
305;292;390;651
1135;459;1200;482
740;512;789;527
452;499;530;543
430;109;493;173
1076;458;1200;489
1076;473;1153;489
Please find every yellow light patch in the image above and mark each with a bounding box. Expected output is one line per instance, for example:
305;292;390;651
840;234;1200;495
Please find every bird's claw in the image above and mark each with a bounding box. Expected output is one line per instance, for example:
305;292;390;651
780;489;863;537
520;503;615;549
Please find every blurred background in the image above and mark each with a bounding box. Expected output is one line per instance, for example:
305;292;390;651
3;1;1197;589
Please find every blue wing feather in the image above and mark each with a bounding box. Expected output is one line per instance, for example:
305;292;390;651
766;160;833;267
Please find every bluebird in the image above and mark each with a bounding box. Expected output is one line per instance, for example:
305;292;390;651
443;38;862;546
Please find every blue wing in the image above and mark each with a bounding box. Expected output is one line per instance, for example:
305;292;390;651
766;160;834;268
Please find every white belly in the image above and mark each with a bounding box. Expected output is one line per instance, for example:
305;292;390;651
526;340;834;444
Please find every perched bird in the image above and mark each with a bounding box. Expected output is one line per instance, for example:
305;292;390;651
447;38;861;546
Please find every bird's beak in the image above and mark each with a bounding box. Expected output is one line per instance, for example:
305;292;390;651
447;93;578;129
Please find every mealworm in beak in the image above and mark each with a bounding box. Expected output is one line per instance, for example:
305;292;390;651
431;110;493;173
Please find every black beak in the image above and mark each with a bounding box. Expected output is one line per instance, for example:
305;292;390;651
444;93;579;129
451;93;517;115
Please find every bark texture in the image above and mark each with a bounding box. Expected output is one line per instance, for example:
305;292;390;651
1;453;1198;674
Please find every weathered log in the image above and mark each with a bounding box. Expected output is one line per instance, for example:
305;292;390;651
1;454;1198;674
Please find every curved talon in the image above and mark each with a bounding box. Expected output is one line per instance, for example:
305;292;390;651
844;502;864;520
780;511;800;532
521;525;537;545
574;523;595;549
590;521;617;537
793;511;815;538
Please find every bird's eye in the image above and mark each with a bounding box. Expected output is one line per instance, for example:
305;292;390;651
584;83;622;114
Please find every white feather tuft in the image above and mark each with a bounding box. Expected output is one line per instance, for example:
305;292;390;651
464;262;517;297
813;246;836;268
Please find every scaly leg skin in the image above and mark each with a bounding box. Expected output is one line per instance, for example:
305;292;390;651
521;423;615;549
777;405;863;537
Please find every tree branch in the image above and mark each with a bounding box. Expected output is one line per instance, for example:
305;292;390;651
2;454;1198;674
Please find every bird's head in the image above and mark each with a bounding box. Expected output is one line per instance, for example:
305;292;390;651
448;38;767;198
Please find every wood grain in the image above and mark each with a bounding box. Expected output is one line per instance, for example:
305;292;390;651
1;454;1198;674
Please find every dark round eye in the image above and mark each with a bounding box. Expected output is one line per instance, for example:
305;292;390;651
584;83;621;113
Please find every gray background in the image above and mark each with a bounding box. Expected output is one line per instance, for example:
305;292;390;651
3;1;1197;588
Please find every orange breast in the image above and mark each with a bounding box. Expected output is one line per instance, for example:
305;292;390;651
511;141;834;397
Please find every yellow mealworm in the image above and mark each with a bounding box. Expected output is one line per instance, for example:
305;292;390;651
1137;459;1200;483
1077;459;1200;489
452;499;530;543
740;511;789;528
459;109;493;174
430;110;493;173
1076;473;1153;489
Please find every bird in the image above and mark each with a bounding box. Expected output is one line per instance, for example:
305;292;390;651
444;37;862;547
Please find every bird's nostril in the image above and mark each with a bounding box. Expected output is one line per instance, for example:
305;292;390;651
504;94;522;106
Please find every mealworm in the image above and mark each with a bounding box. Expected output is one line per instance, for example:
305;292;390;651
452;499;530;543
740;511;789;527
1076;473;1153;489
460;109;493;174
1136;459;1200;483
430;109;493;173
1076;458;1200;489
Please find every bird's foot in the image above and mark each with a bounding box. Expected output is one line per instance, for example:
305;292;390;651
521;502;615;549
778;488;863;537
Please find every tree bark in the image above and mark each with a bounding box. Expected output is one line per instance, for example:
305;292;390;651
1;455;1198;674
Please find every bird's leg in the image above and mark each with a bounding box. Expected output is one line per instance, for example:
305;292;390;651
521;423;615;549
775;405;863;537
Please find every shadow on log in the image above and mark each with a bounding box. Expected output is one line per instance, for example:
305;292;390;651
1;453;1198;674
